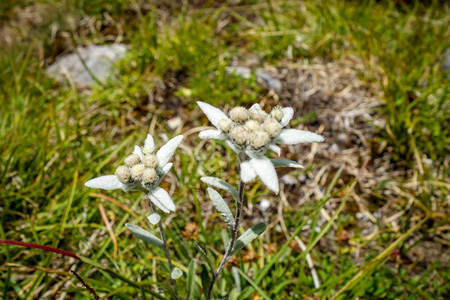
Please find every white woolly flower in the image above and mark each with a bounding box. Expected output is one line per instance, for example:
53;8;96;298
197;101;324;194
85;134;183;213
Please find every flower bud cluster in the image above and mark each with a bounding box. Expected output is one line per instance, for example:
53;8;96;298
115;151;160;187
222;106;284;150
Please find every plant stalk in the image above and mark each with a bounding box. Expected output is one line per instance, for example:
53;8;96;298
149;200;179;300
206;180;245;300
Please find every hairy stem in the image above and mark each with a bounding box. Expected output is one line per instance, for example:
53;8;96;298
206;180;245;299
149;200;179;300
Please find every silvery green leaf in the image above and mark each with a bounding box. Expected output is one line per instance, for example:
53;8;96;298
125;223;163;249
147;212;161;225
171;267;183;280
149;187;176;213
207;188;235;231
201;177;239;202
231;223;267;254
270;158;304;169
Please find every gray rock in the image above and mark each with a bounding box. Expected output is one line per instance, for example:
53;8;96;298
443;48;450;79
46;44;126;87
226;65;282;92
256;71;282;92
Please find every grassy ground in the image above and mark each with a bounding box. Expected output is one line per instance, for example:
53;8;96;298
1;0;449;299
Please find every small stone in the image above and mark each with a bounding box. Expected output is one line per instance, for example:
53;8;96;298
328;143;339;154
46;44;127;88
259;199;270;211
218;119;231;133
226;66;251;79
143;154;158;168
115;165;130;183
124;154;141;167
130;164;145;180
263;117;281;138
281;174;297;186
142;168;158;183
256;71;282;92
167;117;182;130
229;106;248;123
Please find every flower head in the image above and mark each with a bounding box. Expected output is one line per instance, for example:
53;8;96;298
85;134;183;213
197;101;324;193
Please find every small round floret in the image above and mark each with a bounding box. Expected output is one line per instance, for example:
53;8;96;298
115;165;131;183
244;120;261;132
143;154;158;168
218;119;231;133
130;164;145;180
263;117;282;138
249;130;270;148
229;107;248;123
142;168;158;183
270;107;284;122
249;109;267;123
124;154;141;166
229;125;249;145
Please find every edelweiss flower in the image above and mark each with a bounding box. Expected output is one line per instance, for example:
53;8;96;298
197;101;323;193
85;134;183;213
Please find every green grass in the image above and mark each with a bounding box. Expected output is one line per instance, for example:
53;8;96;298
1;0;449;299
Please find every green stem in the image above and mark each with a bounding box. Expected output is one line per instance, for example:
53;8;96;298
149;200;179;300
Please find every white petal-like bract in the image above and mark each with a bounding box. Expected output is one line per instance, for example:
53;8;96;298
274;129;324;145
85;175;125;190
160;162;173;178
133;145;144;160
149;186;176;213
267;143;281;156
280;107;294;127
249;103;262;110
249;156;279;193
197;101;231;128
199;129;226;140
156;135;183;168
240;161;257;183
144;134;155;150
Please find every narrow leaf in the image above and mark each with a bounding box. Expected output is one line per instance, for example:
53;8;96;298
270;158;303;168
195;242;215;273
201;177;239;202
232;223;266;254
187;260;196;300
125;223;163;249
207;188;235;231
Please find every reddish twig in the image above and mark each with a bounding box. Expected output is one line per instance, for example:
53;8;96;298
0;239;80;260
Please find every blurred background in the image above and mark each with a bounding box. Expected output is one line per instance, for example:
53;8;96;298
0;0;449;299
